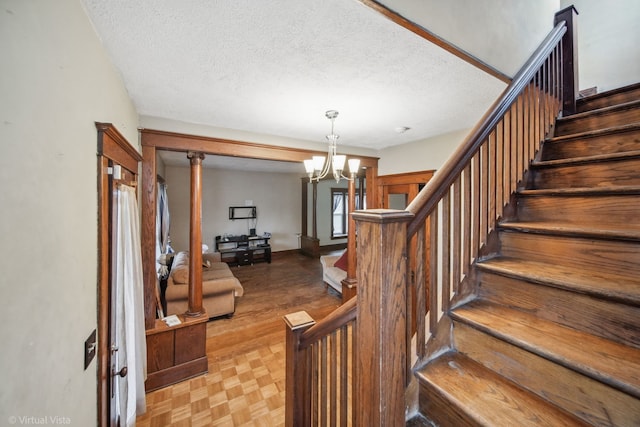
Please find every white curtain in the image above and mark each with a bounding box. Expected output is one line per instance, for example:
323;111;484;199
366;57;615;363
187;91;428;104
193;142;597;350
115;184;147;426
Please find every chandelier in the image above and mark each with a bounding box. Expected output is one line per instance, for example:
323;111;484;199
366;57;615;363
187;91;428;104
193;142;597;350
303;110;360;183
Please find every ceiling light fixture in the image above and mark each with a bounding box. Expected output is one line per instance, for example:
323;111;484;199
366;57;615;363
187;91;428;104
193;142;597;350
303;110;360;183
395;126;411;134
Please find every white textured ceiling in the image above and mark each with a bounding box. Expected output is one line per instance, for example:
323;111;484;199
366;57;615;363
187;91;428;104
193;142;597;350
82;0;505;152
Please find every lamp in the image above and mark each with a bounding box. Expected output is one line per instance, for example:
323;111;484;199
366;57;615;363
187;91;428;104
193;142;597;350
304;110;360;182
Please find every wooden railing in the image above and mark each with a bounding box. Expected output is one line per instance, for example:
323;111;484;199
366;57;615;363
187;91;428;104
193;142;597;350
285;298;357;427
405;11;573;371
286;6;578;426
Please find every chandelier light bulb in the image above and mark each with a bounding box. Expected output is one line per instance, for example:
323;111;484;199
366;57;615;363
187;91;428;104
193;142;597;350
302;110;360;183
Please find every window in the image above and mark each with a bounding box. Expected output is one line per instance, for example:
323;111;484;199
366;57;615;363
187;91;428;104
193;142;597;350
331;188;348;239
331;188;366;239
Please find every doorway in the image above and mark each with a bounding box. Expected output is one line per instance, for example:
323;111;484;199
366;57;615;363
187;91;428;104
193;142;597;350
97;123;143;426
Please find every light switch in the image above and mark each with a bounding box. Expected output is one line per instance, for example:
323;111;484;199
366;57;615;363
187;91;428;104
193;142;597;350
84;329;96;370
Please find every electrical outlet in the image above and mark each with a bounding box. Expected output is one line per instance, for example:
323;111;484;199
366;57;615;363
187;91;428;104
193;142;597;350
84;329;96;370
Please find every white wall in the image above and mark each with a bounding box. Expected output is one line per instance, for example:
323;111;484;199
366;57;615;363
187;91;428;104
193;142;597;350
378;128;471;176
0;1;138;425
165;166;301;253
560;0;640;92
378;0;560;77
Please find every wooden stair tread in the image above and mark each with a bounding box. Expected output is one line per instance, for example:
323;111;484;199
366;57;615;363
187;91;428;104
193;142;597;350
451;301;640;398
577;82;640;103
533;149;640;168
477;257;640;306
500;220;640;241
518;186;640;196
417;352;588;427
556;99;640;122
577;82;640;112
545;122;640;144
554;100;640;136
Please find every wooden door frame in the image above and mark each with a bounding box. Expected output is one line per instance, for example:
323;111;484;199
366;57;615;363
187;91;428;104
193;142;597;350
377;169;435;334
97;123;142;427
139;128;379;327
377;170;435;208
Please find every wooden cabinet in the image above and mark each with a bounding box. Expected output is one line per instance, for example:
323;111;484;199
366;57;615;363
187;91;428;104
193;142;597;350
215;235;271;266
145;314;208;392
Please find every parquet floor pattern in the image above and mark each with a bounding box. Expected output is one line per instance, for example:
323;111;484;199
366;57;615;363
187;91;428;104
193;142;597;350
136;251;342;426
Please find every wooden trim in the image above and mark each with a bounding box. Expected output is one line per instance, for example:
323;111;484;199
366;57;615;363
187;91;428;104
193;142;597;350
357;0;511;83
377;170;436;186
140;128;379;168
377;170;435;210
365;166;379;209
141;145;157;329
301;178;308;237
144;356;208;392
330;187;349;240
96;122;141;171
270;248;304;259
319;242;347;252
95;123;141;427
312;181;318;238
96;156;110;427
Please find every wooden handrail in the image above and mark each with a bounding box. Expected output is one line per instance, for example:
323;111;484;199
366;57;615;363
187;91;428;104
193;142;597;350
286;7;578;425
406;21;567;237
402;7;577;382
299;297;357;347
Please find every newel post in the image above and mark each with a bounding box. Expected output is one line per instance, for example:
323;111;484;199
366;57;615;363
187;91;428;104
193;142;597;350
284;311;316;427
352;209;414;426
555;5;579;116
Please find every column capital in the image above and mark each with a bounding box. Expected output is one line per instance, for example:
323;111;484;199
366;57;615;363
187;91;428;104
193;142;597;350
187;151;205;163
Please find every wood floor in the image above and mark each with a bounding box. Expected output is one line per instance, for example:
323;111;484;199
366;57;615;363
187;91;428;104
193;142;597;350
136;250;342;426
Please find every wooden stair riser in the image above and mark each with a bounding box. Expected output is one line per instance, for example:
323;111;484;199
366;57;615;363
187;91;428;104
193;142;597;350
417;376;482;427
476;270;640;347
417;354;587;427
498;231;640;277
554;103;640;136
415;80;640;426
452;301;640;397
577;84;640;113
529;157;640;189
452;321;640;427
541;127;640;161
515;193;640;226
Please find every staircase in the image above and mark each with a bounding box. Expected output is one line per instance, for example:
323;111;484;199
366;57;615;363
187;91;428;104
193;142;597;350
415;84;640;426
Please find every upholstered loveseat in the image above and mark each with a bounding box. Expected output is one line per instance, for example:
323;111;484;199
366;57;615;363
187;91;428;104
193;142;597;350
164;251;244;318
320;251;347;294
